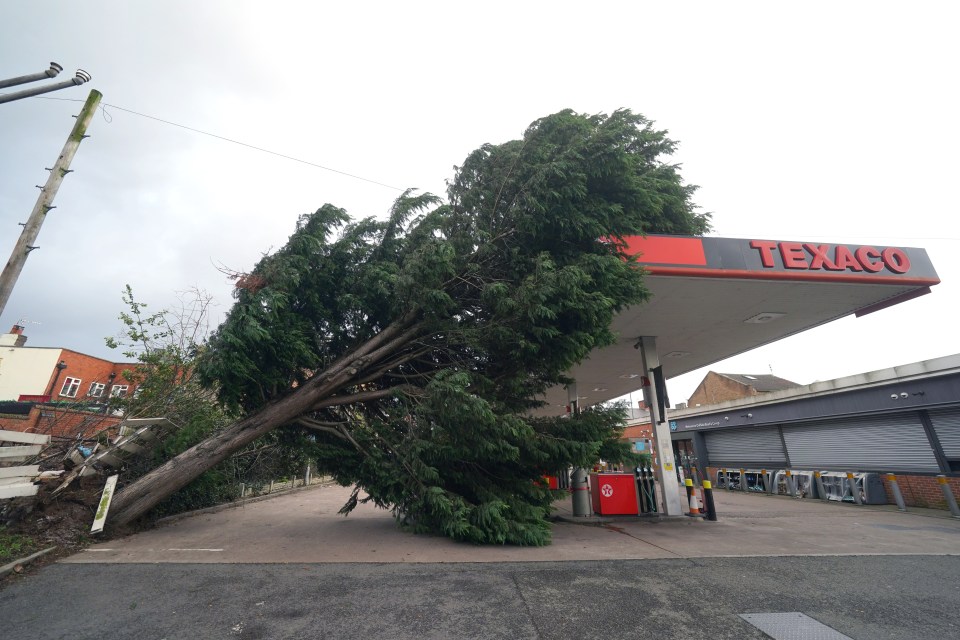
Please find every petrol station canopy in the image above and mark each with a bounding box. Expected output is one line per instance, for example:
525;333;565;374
535;235;941;415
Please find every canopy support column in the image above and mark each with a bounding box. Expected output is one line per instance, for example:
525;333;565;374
637;336;683;516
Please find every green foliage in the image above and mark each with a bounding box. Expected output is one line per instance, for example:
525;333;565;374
106;287;316;518
0;527;40;563
191;109;707;544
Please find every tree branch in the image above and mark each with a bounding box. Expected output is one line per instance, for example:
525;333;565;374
296;418;348;441
353;345;436;385
309;384;418;411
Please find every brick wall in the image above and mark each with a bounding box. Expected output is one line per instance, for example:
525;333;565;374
880;473;960;510
0;404;121;439
688;372;756;407
623;424;652;439
53;349;139;401
0;412;33;431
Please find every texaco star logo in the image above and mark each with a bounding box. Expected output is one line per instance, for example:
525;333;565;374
601;483;614;498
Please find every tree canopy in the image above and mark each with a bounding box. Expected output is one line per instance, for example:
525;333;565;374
110;109;708;544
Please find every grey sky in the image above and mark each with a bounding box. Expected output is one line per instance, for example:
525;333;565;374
2;2;958;404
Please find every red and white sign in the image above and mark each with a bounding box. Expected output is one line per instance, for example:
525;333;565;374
601;483;614;498
749;240;910;274
620;235;939;286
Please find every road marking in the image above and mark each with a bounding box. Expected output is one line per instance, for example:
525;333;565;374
84;548;115;552
739;612;853;639
165;548;224;552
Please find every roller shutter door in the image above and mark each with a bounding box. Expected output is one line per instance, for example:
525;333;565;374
782;413;939;472
928;407;960;459
704;426;787;466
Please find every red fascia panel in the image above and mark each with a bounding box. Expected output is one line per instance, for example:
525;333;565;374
621;236;707;266
644;266;941;287
18;394;51;402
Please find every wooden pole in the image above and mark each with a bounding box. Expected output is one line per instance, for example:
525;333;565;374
0;89;102;317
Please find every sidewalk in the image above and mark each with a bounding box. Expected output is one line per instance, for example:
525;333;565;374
62;482;960;565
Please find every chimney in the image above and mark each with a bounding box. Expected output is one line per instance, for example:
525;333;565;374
1;324;27;347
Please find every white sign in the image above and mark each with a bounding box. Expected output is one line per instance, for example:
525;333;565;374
90;474;119;534
601;483;614;498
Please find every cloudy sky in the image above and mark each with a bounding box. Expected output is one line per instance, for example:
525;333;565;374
2;2;958;404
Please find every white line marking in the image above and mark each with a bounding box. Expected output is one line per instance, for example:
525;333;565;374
84;548;116;552
165;548;224;552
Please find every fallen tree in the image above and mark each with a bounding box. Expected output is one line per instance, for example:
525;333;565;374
107;109;709;543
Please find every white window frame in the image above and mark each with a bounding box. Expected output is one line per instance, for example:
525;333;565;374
110;384;129;398
60;377;81;398
88;382;106;398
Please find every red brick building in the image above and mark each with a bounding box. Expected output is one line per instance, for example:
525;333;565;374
0;325;139;437
687;372;800;407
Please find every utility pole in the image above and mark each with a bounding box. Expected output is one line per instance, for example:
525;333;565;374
0;88;102;319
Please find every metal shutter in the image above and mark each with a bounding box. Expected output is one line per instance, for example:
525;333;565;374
704;426;787;466
782;413;939;473
929;407;960;458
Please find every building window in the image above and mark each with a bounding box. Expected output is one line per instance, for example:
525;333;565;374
60;377;81;398
88;382;106;398
110;384;129;398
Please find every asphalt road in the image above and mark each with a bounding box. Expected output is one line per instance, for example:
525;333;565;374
4;484;960;639
2;555;959;639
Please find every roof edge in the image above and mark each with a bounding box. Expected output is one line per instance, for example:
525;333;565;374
673;353;960;417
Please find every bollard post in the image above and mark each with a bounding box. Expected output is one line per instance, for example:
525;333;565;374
739;468;747;492
702;480;718;521
814;471;828;502
936;475;960;518
760;469;767;493
886;473;907;511
768;470;777;495
786;470;797;497
684;477;694;509
268;480;274;494
571;468;592;516
240;482;246;498
846;472;863;505
724;469;732;491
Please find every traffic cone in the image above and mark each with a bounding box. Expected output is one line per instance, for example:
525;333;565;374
687;488;702;517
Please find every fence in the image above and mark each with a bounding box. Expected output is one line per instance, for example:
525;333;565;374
0;429;51;499
238;465;329;499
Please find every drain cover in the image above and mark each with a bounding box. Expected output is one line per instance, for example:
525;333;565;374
738;612;854;640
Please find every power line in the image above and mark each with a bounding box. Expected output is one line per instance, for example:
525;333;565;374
29;95;404;191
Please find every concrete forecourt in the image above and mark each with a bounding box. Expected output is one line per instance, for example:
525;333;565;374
2;483;959;640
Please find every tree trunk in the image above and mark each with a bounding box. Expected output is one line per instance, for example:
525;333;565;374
108;314;422;527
